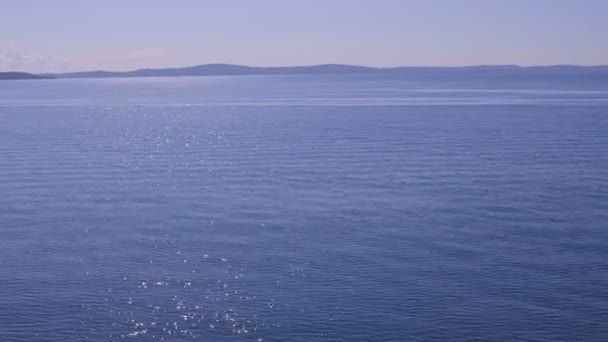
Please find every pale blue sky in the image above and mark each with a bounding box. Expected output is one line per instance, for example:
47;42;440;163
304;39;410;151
1;0;607;72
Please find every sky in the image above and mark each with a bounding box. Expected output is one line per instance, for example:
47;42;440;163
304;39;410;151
1;0;607;73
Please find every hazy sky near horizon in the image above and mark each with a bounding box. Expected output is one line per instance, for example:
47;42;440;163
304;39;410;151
1;0;607;72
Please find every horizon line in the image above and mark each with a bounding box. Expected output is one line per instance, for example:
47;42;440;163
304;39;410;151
0;62;605;75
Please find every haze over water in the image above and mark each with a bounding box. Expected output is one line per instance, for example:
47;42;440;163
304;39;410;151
1;74;608;341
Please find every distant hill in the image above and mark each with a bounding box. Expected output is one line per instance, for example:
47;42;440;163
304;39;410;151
387;65;608;77
43;64;378;78
42;63;608;79
0;72;49;80
0;64;592;80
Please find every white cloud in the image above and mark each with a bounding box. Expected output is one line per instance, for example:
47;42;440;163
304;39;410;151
0;44;174;73
0;43;69;73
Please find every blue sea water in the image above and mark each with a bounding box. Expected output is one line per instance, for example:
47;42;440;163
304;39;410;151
1;75;607;341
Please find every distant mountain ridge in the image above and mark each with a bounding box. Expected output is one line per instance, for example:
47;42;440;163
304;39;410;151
0;64;606;80
41;63;608;79
42;64;379;78
0;72;50;80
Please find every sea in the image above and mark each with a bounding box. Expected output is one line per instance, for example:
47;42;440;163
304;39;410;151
1;74;607;341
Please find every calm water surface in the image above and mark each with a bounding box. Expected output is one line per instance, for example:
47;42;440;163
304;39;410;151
1;75;608;341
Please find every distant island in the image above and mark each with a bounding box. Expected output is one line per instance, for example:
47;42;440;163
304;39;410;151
2;64;608;80
0;72;51;80
42;64;608;79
